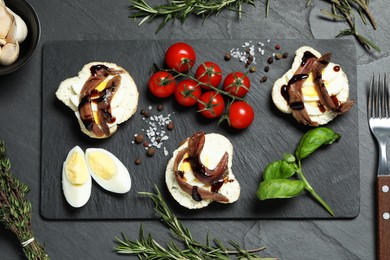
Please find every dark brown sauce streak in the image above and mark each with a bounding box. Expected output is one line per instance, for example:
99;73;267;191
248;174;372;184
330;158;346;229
317;102;326;113
192;186;202;201
301;51;317;66
90;64;110;77
281;85;289;104
211;179;225;193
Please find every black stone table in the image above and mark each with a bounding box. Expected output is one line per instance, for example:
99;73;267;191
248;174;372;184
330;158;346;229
1;0;389;259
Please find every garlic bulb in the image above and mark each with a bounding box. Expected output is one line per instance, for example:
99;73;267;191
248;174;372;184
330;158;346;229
0;1;28;66
0;42;19;66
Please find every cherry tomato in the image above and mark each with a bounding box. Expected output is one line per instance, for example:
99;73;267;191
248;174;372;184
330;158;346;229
165;42;196;73
195;61;222;90
197;91;225;119
148;71;176;98
174;79;202;107
228;101;254;129
223;72;250;97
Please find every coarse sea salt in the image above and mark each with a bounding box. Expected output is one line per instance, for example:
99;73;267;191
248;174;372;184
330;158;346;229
229;39;273;66
133;106;174;157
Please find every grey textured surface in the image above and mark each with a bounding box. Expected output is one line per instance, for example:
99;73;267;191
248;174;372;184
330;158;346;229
0;0;388;259
41;39;359;220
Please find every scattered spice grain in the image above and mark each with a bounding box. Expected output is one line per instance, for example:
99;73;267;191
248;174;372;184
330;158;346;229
157;104;164;111
147;147;156;157
134;134;144;144
167;122;174;130
260;76;268;83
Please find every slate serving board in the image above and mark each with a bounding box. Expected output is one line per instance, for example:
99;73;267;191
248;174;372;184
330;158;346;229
41;39;359;220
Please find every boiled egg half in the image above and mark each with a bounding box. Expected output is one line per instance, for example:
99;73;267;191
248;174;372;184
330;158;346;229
62;146;131;208
62;146;92;208
85;148;131;194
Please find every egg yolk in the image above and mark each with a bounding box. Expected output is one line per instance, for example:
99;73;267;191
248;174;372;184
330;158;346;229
87;152;116;180
95;81;108;92
179;153;210;172
301;73;319;98
91;81;109;124
66;151;89;185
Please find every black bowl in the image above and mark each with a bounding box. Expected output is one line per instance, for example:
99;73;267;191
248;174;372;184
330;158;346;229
0;0;40;75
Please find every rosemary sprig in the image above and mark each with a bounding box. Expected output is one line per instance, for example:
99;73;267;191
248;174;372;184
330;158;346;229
320;0;380;52
0;141;49;260
115;186;275;259
129;0;256;33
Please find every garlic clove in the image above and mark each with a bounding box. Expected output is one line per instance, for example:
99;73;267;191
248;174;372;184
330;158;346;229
0;42;19;66
0;5;13;39
0;38;6;46
5;8;28;43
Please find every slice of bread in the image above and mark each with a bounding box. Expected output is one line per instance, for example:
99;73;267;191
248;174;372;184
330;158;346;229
56;62;139;138
166;133;240;209
272;46;350;125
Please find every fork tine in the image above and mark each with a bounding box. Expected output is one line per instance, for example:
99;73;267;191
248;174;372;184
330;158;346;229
380;74;386;118
376;74;380;118
368;74;390;119
384;74;389;118
369;75;374;118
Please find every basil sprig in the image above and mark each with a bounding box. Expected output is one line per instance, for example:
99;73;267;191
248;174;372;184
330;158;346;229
257;127;341;216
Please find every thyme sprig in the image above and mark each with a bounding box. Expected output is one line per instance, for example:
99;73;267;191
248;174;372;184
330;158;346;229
129;0;256;33
0;141;49;260
115;186;275;259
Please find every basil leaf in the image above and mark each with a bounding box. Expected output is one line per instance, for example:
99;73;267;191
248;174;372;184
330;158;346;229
283;153;296;163
263;160;297;180
257;179;305;200
295;127;341;161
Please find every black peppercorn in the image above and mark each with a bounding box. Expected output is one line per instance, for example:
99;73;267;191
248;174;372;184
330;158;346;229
260;76;268;83
147;147;156;157
167;122;174;130
134;134;144;144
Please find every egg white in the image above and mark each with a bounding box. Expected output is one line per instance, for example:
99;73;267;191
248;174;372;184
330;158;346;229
85;148;131;194
62;146;92;208
166;133;240;209
272;46;350;125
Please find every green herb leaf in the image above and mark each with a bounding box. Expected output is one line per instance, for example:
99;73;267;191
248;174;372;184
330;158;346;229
0;140;49;260
117;186;274;259
263;160;296;180
295;127;341;161
257;179;305;200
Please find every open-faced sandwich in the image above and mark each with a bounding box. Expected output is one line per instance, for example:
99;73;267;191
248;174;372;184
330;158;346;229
56;62;139;138
272;46;354;126
165;132;240;209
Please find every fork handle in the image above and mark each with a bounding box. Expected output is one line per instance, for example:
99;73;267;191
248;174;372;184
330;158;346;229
377;176;390;260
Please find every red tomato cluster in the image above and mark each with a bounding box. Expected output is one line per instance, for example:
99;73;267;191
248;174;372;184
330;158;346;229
148;42;254;129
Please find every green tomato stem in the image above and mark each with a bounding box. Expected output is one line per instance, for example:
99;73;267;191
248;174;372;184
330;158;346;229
296;167;335;216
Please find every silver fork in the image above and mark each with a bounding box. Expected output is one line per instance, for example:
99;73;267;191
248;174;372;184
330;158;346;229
368;74;390;260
